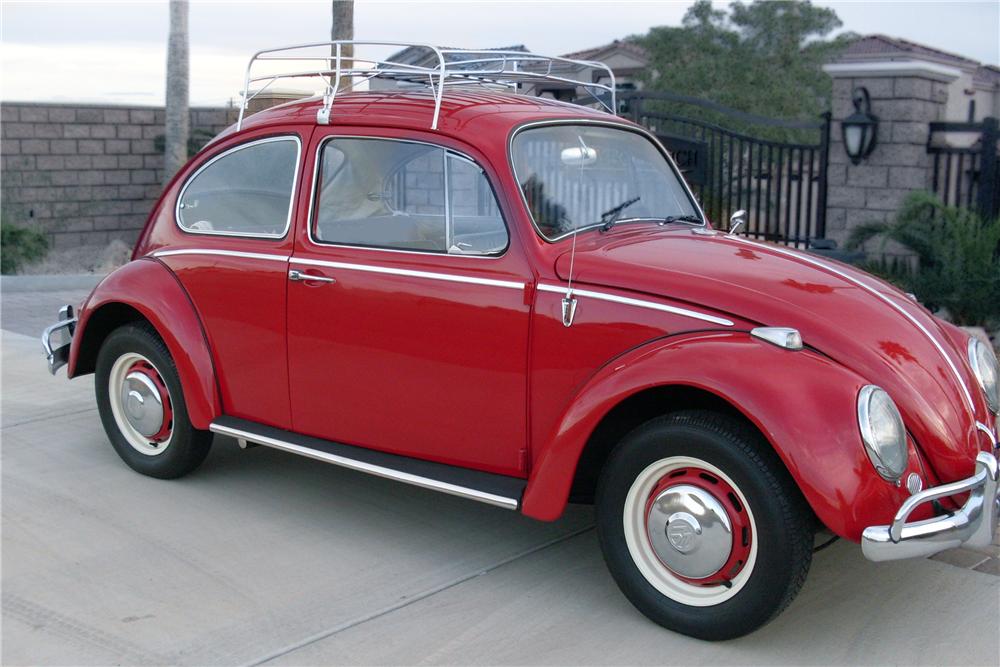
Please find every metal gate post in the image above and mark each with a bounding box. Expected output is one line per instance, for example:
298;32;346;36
815;112;832;240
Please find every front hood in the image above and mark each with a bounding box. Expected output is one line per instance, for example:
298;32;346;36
555;228;987;481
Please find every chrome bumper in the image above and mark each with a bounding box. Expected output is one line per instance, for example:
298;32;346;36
862;451;999;561
42;305;77;375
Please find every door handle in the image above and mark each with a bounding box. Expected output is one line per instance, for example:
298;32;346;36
289;269;336;284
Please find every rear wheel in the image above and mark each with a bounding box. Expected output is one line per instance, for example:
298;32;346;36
596;410;813;640
96;324;212;479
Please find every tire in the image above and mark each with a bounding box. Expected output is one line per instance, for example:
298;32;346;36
95;323;212;479
596;410;813;640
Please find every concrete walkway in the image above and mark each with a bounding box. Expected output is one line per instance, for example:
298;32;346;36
2;328;998;665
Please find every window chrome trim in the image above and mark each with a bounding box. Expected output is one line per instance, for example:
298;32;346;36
175;135;302;239
507;118;708;244
731;236;976;412
292;256;524;290
210;420;519;510
536;283;733;326
306;135;510;259
152;248;289;263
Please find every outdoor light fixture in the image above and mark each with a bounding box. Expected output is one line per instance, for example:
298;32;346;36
842;87;878;165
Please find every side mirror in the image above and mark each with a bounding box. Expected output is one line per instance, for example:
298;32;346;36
728;210;747;236
560;146;597;167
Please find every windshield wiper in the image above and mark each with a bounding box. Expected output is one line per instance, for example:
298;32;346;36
599;196;641;232
659;214;703;225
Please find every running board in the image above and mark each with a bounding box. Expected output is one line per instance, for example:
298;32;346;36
209;416;525;510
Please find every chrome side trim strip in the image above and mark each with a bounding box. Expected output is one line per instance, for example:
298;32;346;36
209;422;520;510
537;283;734;326
152;249;290;263
732;237;976;411
291;257;525;290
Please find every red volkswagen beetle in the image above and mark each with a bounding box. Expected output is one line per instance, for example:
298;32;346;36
43;43;999;640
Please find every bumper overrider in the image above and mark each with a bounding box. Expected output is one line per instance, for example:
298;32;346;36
42;305;77;375
862;449;1000;561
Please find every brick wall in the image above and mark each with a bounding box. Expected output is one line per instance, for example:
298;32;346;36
1;102;237;249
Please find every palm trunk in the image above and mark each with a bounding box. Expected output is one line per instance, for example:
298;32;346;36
331;1;354;91
164;0;190;183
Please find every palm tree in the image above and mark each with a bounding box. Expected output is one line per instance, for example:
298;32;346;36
331;0;354;90
164;0;189;183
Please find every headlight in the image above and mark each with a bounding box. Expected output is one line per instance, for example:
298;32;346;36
857;386;907;482
968;337;999;413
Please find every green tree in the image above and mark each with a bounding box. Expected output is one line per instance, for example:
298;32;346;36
637;0;854;127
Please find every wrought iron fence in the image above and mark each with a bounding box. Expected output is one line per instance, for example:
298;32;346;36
927;117;1000;222
619;91;831;248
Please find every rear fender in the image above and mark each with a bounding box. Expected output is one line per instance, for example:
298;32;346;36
69;258;221;429
521;331;924;540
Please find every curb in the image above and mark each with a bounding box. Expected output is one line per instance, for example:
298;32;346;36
1;274;106;293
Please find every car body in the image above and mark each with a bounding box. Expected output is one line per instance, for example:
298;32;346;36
43;51;999;639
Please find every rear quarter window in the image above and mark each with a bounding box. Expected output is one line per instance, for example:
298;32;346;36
177;136;301;237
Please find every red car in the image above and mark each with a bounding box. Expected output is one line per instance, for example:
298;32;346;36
43;43;999;640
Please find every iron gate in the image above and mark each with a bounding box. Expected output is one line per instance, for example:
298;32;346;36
620;91;831;248
927;117;1000;221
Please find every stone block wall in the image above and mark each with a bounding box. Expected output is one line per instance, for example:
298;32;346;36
823;63;957;250
1;102;237;249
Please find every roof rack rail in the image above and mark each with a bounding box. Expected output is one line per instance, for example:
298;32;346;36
236;41;617;131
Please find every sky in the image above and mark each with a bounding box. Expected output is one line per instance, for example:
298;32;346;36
1;0;998;106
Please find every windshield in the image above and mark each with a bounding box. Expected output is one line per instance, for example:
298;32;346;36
511;124;701;241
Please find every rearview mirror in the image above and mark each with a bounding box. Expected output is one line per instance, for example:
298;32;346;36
560;146;597;166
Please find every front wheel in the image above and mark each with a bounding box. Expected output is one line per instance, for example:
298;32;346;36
96;323;212;479
596;410;813;640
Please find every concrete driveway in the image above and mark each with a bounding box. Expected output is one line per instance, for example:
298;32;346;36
2;288;999;665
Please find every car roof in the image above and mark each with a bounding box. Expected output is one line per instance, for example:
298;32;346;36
213;88;628;147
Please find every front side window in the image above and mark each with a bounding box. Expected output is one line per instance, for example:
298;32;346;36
313;138;507;255
177;136;300;237
511;124;700;241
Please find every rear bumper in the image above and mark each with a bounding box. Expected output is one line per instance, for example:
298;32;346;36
862;450;999;562
42;305;76;375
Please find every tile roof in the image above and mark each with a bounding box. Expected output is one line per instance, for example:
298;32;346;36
839;34;980;69
561;39;649;63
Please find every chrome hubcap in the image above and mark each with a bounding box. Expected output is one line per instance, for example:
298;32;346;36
647;484;733;579
108;353;173;456
121;371;164;437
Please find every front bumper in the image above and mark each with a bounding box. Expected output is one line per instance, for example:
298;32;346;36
42;304;76;375
862;450;999;561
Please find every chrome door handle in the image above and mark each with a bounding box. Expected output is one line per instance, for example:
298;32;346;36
289;269;336;284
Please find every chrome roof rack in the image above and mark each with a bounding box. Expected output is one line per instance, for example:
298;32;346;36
236;41;617;131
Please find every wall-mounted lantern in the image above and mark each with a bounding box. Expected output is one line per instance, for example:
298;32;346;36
842;87;879;165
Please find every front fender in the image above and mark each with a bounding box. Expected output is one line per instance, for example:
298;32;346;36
521;331;925;540
69;258;221;429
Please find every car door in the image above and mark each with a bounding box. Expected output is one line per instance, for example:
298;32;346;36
156;132;303;428
286;132;531;476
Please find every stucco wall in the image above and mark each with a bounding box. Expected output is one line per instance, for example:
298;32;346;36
1;102;237;249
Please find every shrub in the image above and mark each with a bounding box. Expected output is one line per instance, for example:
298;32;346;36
847;192;1000;328
1;222;49;274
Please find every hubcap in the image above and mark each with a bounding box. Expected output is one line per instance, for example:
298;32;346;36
623;456;758;606
648;484;732;578
108;353;173;456
121;370;164;437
